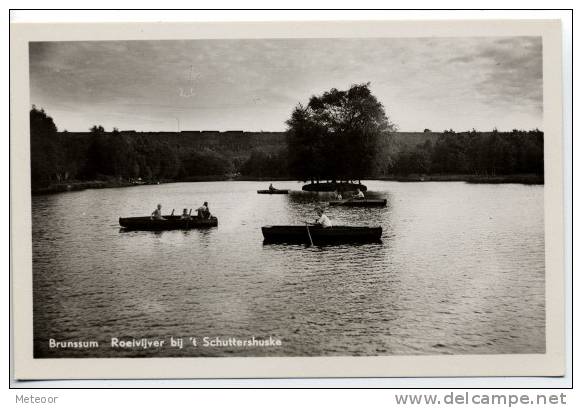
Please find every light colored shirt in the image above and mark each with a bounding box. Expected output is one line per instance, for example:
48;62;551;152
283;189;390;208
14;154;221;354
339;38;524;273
316;214;332;228
151;208;164;219
354;190;365;198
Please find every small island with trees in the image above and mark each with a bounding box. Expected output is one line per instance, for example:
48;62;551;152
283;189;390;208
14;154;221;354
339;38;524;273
286;83;396;192
29;83;544;195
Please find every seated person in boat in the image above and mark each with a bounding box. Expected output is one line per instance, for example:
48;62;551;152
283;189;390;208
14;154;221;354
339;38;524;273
335;190;343;200
269;183;275;191
315;207;332;228
353;188;365;199
197;202;211;219
180;208;191;220
151;204;166;220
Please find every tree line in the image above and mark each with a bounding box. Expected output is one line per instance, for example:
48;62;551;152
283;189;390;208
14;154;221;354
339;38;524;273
30;104;544;190
239;129;544;179
30;106;233;188
385;129;544;177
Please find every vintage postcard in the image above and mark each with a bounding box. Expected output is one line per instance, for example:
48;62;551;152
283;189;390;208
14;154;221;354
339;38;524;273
10;19;565;379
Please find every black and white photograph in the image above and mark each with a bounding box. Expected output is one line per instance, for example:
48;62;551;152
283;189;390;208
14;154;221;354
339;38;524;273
10;19;566;379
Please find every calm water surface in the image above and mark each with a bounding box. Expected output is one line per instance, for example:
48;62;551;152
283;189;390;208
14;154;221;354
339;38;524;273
32;180;545;357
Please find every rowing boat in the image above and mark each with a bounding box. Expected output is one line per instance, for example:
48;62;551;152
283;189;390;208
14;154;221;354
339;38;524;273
119;215;218;231
262;225;382;244
328;198;387;207
257;189;289;194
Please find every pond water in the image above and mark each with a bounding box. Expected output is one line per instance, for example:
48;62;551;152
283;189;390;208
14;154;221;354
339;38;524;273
32;180;545;357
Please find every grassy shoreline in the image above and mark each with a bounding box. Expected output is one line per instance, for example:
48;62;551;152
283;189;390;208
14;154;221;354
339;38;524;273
32;173;544;195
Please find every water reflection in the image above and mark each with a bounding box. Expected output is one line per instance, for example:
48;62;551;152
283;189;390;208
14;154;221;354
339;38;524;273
284;190;392;230
32;180;545;358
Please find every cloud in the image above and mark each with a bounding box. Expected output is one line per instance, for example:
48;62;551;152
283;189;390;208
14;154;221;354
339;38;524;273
445;37;543;111
29;37;543;132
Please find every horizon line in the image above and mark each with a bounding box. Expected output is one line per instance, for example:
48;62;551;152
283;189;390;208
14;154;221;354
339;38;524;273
57;128;543;134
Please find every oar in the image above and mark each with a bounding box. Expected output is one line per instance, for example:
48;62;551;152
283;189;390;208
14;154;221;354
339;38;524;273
171;209;175;216
305;222;314;246
185;209;193;227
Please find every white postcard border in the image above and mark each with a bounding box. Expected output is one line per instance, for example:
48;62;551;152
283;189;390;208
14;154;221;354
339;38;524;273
10;19;565;379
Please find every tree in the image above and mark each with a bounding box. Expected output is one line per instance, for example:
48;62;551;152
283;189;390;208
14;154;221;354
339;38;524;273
286;83;396;183
30;106;64;187
240;149;289;178
90;125;105;133
83;124;112;179
285;104;322;183
179;149;231;178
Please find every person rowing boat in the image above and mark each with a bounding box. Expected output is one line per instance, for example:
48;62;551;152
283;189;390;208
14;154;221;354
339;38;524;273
151;204;166;220
353;188;365;199
180;208;192;220
197;201;211;219
313;207;332;228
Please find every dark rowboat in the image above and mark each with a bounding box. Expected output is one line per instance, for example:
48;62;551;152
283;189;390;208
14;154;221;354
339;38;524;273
262;225;382;244
257;189;289;194
119;215;218;231
302;182;367;192
329;198;387;207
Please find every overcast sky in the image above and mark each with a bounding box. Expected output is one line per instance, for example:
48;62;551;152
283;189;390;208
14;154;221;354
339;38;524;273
29;37;543;132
